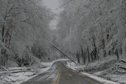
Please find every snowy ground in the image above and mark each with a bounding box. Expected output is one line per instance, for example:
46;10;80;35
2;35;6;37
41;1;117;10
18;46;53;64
41;58;120;84
104;74;126;83
88;57;126;84
0;58;122;84
0;59;69;84
66;61;119;84
0;69;35;84
94;69;126;84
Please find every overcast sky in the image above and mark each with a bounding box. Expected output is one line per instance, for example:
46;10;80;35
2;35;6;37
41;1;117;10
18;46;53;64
43;0;62;14
43;0;63;30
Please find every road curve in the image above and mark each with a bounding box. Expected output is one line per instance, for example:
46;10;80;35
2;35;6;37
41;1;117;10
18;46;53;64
21;62;102;84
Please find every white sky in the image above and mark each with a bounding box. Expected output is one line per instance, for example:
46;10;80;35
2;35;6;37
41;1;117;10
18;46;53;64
43;0;63;30
43;0;62;14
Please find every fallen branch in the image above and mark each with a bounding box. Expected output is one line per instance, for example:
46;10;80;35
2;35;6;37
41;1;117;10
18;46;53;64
0;69;34;75
120;59;126;64
119;66;126;70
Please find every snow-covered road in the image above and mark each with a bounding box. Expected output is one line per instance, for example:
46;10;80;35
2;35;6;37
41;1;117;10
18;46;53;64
21;60;118;84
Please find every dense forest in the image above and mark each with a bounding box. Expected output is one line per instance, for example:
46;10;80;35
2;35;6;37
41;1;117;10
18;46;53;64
1;0;126;84
56;0;126;64
0;0;126;69
0;0;54;67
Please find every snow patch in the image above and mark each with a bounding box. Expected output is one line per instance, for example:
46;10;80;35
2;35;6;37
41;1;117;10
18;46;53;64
81;72;119;84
